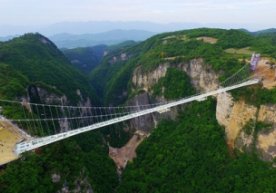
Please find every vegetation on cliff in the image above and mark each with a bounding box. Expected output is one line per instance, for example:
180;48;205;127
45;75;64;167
1;28;276;193
116;100;276;193
152;67;195;99
90;28;276;105
63;45;107;74
0;34;118;193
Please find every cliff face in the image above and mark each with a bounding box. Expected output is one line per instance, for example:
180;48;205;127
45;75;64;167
178;59;219;92
257;106;276;160
27;85;93;132
216;92;276;161
131;57;276;161
127;92;155;133
129;58;219;133
132;58;219;94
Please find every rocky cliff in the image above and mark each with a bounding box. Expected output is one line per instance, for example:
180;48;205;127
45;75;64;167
27;85;93;132
131;57;276;161
216;92;276;161
130;58;219;133
132;58;219;94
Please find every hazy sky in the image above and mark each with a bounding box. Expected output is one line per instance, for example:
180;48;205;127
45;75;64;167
0;0;275;28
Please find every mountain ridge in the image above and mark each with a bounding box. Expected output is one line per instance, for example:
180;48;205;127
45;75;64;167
49;29;155;48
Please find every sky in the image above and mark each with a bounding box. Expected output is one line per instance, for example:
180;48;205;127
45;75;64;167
0;0;275;30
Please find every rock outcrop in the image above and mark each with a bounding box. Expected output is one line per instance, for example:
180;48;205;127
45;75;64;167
131;57;276;161
130;58;219;133
26;85;93;132
216;92;258;148
216;92;276;161
132;58;219;93
127;92;155;133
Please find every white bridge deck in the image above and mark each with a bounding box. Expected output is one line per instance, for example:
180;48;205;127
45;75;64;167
15;79;260;155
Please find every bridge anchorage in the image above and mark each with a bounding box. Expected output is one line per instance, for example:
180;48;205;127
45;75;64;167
0;64;264;164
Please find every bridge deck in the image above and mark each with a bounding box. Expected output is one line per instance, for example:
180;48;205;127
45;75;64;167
15;79;260;155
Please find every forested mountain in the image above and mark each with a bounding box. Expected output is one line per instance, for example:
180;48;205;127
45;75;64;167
117;100;276;193
0;33;98;103
0;33;118;192
253;28;276;36
1;28;276;193
49;30;154;48
89;28;276;105
88;28;276;192
63;45;108;74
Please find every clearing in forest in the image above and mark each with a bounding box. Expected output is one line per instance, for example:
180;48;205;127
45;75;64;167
196;36;218;44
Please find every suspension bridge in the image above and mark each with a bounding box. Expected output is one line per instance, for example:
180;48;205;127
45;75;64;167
0;64;264;164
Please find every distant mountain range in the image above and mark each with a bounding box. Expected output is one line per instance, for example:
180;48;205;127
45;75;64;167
0;21;201;36
1;21;272;37
50;30;155;48
1;24;276;49
0;35;15;41
252;28;276;35
63;45;108;73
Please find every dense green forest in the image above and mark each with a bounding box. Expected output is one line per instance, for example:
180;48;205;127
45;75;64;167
63;45;107;73
152;67;195;99
0;33;98;103
0;132;118;193
0;63;29;99
88;28;276;193
1;28;276;193
90;28;276;105
117;100;276;193
0;34;118;193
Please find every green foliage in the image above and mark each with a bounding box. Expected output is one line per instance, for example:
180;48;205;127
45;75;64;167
116;100;276;193
0;63;29;99
90;28;276;107
242;119;274;153
0;132;118;193
130;28;253;80
231;85;276;106
0;34;119;193
89;42;140;105
105;59;136;105
0;33;98;104
63;45;107;73
243;119;255;135
184;28;253;48
101;124;133;148
252;35;276;58
255;121;273;134
217;29;253;49
153;67;195;99
184;28;225;38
